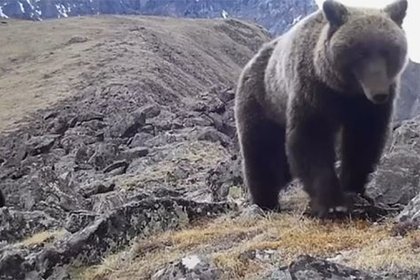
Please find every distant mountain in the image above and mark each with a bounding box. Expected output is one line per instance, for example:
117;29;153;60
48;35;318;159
0;0;316;34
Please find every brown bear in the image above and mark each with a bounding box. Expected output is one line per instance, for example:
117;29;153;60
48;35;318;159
234;0;409;217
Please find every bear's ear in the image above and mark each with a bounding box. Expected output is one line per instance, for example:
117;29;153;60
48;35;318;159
383;0;408;26
322;0;348;27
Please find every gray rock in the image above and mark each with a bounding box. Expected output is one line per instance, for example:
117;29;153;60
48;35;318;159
76;112;104;124
59;126;97;154
270;269;293;280
90;191;128;213
129;132;154;148
138;104;161;119
197;127;232;147
206;157;243;202
367;152;420;206
49;116;69;135
217;88;235;103
207;112;233;137
0;208;59;244
0;198;234;279
389;119;420;154
108;112;146;139
151;255;222;280
240;204;265;219
102;160;129;174
88;143;118;170
118;147;149;161
397;193;420;229
366;160;420;206
395;61;420;121
26;134;60;156
0;251;26;280
279;255;381;280
79;181;115;198
17;167;88;217
64;210;98;233
366;118;420;206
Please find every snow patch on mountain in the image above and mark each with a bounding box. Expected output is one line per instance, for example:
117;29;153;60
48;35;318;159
0;6;8;18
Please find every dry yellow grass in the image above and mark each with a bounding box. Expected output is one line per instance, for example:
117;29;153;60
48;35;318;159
346;231;420;271
118;141;229;189
74;200;420;280
19;230;66;247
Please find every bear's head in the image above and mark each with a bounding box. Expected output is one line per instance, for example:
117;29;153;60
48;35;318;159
318;0;409;104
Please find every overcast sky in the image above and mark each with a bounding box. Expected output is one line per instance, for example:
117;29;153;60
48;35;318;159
314;0;420;63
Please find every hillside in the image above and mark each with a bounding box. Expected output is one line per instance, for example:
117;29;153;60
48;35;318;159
1;15;420;280
0;0;316;34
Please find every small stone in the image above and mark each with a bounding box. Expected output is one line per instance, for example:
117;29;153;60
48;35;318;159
129;132;154;148
26;134;60;156
65;210;98;233
197;127;231;146
79;181;115;198
240;204;265;220
43;111;58;120
103;160;129;174
138;104;161;119
50;117;69;135
77;112;104;123
119;147;149;161
88;144;118;170
217;88;235;103
151;254;222;280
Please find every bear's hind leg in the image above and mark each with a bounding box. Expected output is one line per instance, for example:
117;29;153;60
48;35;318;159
238;108;291;210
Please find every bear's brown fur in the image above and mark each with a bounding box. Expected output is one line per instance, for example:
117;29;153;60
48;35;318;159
235;0;409;217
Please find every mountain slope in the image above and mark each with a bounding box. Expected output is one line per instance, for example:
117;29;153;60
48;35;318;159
0;0;316;34
0;15;267;132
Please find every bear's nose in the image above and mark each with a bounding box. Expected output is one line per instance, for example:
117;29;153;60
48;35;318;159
372;94;389;103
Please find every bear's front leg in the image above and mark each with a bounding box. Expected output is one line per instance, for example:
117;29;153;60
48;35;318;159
286;116;350;218
339;103;392;204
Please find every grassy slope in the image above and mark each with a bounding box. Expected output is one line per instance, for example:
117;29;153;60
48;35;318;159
0;18;110;131
0;15;264;132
